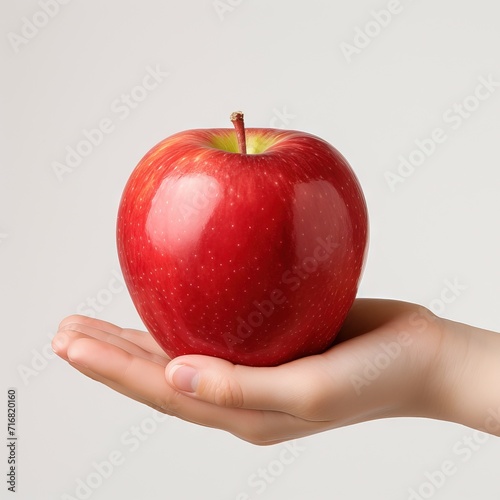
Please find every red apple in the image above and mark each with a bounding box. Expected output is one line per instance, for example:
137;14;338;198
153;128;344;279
117;112;368;366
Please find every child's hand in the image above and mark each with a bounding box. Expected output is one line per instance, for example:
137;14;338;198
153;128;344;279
52;299;500;444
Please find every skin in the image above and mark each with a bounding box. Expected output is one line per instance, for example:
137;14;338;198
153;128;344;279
52;299;500;445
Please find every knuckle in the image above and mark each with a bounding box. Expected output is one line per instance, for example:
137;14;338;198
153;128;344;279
294;397;324;420
157;390;183;416
243;432;272;446
236;416;277;446
239;425;268;446
210;377;244;408
288;373;329;420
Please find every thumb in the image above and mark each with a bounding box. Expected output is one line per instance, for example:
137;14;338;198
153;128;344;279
165;355;306;412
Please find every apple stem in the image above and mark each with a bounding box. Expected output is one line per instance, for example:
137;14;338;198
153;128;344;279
230;111;247;154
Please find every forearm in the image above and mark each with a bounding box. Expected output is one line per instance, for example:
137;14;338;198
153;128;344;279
428;318;500;436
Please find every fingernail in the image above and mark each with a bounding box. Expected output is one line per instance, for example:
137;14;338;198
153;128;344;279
52;333;68;353
168;364;199;393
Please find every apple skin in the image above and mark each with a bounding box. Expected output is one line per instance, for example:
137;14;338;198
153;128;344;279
117;127;368;366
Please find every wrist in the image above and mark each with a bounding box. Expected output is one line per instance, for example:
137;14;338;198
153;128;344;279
423;317;500;435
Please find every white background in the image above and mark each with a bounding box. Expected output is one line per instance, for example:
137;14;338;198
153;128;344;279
1;1;500;499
